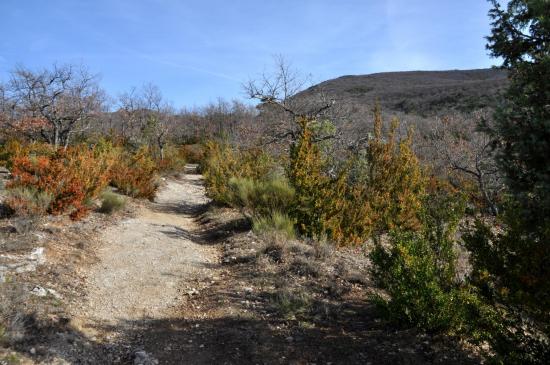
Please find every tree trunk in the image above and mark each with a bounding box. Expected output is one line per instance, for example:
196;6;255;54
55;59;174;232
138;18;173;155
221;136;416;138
53;125;60;149
478;174;498;216
63;132;71;151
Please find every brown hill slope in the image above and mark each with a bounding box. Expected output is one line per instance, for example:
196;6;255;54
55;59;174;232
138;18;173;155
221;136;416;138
300;68;508;118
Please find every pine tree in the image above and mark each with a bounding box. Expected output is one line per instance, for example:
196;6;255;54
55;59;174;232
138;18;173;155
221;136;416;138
486;0;550;233
462;2;550;362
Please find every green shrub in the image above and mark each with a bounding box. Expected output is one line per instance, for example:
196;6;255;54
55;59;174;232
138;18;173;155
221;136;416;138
99;191;126;214
252;211;296;239
464;210;550;363
370;190;480;332
372;230;474;331
201;140;275;204
228;175;295;217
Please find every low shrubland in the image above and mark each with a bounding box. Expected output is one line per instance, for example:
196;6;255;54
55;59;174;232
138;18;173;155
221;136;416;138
6;144;115;219
0;139;161;220
201;140;276;205
201;104;548;362
202;109;426;246
4;187;53;217
252;212;296;239
227;176;295;218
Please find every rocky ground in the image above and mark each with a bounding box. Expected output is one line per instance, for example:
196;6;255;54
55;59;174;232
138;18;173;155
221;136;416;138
0;167;483;364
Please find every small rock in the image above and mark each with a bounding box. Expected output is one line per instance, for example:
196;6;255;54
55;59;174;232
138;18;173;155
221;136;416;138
187;288;199;296
133;350;159;365
29;247;44;262
47;288;62;299
31;286;48;297
30;347;36;355
244;287;253;294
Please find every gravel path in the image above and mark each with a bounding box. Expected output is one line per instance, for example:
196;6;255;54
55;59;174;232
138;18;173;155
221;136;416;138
72;171;218;340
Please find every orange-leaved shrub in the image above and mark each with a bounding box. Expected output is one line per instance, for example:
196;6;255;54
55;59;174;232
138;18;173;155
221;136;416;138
7;144;115;219
110;146;158;200
180;144;204;164
0;139;55;169
155;145;187;174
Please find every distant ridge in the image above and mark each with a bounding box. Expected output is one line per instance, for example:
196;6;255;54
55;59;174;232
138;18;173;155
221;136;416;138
298;68;508;118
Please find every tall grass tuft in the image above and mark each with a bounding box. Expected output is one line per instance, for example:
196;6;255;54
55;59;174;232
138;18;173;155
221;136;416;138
252;211;296;239
99;191;126;214
228;175;295;217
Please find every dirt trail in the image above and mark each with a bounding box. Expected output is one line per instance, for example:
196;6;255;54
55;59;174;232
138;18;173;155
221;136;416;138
71;170;218;342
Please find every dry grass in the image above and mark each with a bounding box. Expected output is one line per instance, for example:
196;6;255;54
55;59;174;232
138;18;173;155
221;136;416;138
98;190;126;214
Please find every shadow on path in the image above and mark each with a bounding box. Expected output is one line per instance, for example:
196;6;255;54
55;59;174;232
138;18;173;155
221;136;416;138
159;218;251;245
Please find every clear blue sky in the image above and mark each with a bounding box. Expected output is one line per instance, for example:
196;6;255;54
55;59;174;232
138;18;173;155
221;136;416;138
0;0;497;108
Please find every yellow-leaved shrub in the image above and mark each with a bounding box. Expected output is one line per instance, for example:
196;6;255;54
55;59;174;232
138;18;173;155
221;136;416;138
201;140;275;205
287;107;426;245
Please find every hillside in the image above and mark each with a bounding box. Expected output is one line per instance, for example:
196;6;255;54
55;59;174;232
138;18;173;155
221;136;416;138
299;68;508;119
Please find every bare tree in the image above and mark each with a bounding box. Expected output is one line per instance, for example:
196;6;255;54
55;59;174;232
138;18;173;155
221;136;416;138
116;83;177;159
7;63;105;148
116;87;143;140
0;83;10;141
200;98;258;142
0;83;9;127
244;55;335;145
427;110;503;215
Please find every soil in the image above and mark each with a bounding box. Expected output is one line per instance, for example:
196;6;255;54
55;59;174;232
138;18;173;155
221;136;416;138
0;167;483;364
70;173;218;340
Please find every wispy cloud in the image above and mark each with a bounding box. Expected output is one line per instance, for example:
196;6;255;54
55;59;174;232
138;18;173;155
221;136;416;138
124;48;242;83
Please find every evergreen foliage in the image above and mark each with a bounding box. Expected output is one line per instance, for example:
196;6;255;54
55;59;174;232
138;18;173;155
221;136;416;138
461;1;550;362
287;108;426;245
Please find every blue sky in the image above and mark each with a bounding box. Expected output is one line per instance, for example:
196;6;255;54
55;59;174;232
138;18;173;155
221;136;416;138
0;0;496;108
